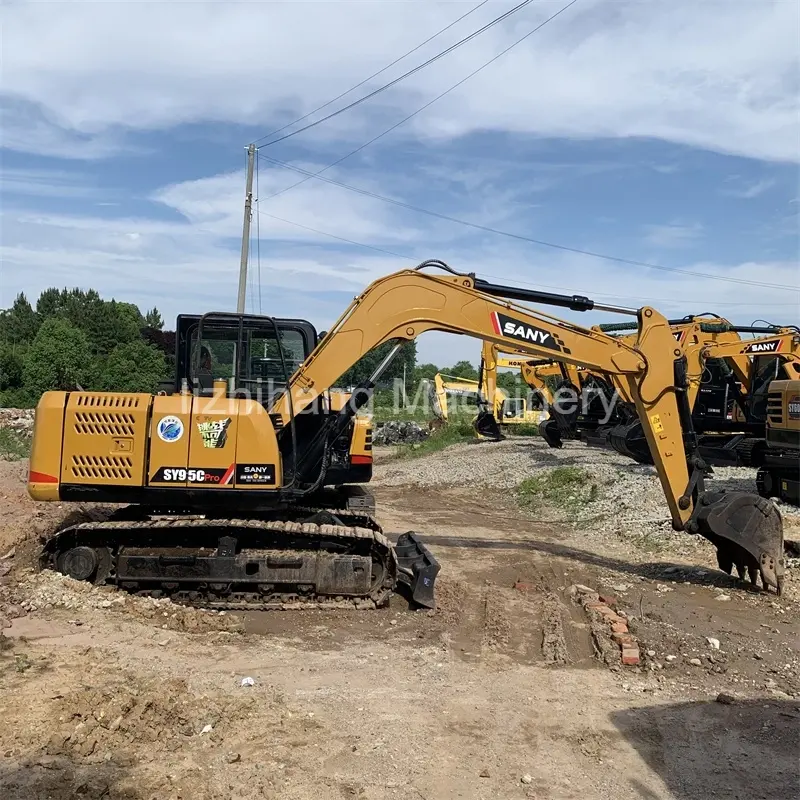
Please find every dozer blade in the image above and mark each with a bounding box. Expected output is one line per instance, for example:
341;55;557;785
538;418;563;449
695;493;786;594
394;531;440;609
473;410;505;441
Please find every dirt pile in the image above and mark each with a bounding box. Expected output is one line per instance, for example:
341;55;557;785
3;569;243;633
42;675;258;759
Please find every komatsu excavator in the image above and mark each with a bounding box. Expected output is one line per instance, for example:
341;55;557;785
28;261;787;606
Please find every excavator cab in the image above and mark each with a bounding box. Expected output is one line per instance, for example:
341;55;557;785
175;313;315;402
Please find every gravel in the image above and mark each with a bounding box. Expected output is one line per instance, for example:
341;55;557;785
372;435;798;552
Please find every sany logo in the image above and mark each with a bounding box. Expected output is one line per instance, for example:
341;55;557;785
491;312;562;351
673;330;686;343
743;339;782;354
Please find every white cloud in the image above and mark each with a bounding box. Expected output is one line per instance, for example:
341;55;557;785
2;167;798;368
721;178;778;199
643;222;704;249
2;0;798;161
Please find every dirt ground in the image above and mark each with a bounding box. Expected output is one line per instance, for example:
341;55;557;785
1;447;798;800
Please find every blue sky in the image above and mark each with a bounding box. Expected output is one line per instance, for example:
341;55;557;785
2;0;798;367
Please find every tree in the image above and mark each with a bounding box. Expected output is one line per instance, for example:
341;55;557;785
0;293;39;346
446;360;478;381
144;307;164;330
99;340;170;393
22;318;93;395
0;345;24;390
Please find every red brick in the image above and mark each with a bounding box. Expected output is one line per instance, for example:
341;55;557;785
598;594;618;606
611;621;629;635
612;632;634;647
621;647;640;666
514;581;534;593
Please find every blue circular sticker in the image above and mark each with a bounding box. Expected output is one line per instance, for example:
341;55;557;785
157;415;184;443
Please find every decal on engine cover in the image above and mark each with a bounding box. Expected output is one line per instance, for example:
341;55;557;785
157;415;184;443
235;464;277;484
743;339;781;354
491;311;563;351
789;395;800;420
197;417;231;448
151;465;234;484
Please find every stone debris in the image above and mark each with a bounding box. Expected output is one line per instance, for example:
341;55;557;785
372;421;430;446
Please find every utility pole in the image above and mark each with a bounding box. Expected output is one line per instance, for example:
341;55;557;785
237;143;256;314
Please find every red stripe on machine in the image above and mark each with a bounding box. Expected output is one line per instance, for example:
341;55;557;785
29;471;58;483
490;311;501;335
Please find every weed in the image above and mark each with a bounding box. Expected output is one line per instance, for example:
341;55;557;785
396;419;476;459
0;428;31;461
14;653;31;673
517;466;600;513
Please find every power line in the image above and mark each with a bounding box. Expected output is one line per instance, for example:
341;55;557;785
253;1;491;145
254;208;798;308
253;0;539;148
259;155;800;293
258;0;580;204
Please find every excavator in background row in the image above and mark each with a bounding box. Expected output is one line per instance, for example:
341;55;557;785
757;378;800;504
27;261;787;609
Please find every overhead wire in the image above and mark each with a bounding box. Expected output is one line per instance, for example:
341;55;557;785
252;0;538;147
253;0;491;145
254;208;798;308
258;155;800;292
257;0;580;205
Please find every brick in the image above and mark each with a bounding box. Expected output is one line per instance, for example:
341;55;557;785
598;594;618;606
621;647;640;666
514;581;534;593
610;621;629;635
612;632;635;647
584;601;608;611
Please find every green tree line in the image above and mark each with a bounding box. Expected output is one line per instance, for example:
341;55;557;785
0;288;171;407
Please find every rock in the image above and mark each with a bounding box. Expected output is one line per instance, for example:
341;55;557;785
98;600;112;609
479;769;490;778
665;655;677;662
646;650;656;658
688;658;702;667
706;637;720;650
611;584;630;593
390;620;397;626
716;692;736;705
226;753;242;764
521;774;533;785
0;615;11;630
715;594;731;602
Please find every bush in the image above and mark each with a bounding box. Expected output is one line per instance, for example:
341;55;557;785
21;318;93;396
100;340;170;393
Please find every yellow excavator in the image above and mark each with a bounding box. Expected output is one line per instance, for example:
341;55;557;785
28;261;787;606
476;343;549;433
757;378;800;504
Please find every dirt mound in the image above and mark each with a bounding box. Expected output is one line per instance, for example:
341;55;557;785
5;569;243;633
43;674;258;759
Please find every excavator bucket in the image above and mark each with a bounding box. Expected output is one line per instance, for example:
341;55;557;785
538;418;563;448
473;410;505;441
394;532;440;609
695;493;786;594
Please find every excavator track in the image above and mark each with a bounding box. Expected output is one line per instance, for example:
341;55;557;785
41;517;402;610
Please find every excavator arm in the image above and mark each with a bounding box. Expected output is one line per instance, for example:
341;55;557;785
270;263;784;591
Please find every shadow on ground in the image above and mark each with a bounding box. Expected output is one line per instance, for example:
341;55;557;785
415;532;771;593
610;698;800;800
0;756;137;800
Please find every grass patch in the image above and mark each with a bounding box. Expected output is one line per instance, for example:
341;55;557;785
504;423;541;437
517;466;599;513
0;428;31;461
396;419;476;459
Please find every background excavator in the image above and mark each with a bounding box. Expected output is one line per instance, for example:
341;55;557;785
27;261;787;609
